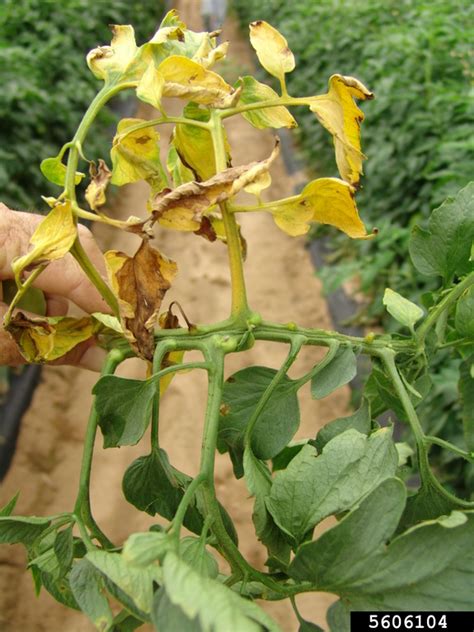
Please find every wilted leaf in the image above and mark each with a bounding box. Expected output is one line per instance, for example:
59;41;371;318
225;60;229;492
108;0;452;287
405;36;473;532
136;63;165;110
110;118;167;192
12;201;77;278
249;21;295;85
383;288;424;331
311;345;357;399
105;240;177;360
6;313;94;363
290;480;474;611
266;428;398;544
157;55;234;107
87;25;139;82
150;143;279;231
239;76;296;129
173;104;218;181
268;178;367;238
167;145;195;186
307;75;373;186
193;39;229;68
40;155;84;187
85;159;112;211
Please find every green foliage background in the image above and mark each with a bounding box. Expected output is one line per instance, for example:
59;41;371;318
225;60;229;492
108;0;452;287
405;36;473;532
232;0;474;497
0;0;165;210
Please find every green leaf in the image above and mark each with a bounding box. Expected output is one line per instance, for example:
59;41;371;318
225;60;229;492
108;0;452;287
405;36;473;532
152;588;202;632
111;611;143;632
266;428;398;543
409;182;474;282
180;537;219;579
40;155;84;187
0;492;19;517
311;346;357;399
327;600;350;632
69;559;114;632
313;398;371;452
86;550;161;615
93;375;156;448
239;76;297;130
243;447;291;569
156;552;283;631
459;358;474;451
41;570;79;610
54;526;74;579
293;481;474;610
289;478;406;584
455;285;474;338
0;515;50;546
218;366;300;462
122;450;203;533
382;288;424;331
122;531;171;567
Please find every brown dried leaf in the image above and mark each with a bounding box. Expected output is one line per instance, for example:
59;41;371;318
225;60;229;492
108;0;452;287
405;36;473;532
105;240;177;360
85;159;112;210
149;141;279;231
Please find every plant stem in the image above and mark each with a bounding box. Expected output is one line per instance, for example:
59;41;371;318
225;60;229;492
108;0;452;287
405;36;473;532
424;436;474;464
151;340;176;451
209;111;250;322
244;335;305;446
117;115;211;141
3;264;47;325
220;96;309;120
70;238;119;318
293;339;340;389
168;473;206;542
416;271;474;345
74;349;124;548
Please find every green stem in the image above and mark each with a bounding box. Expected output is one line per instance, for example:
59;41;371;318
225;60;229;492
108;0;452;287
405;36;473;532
3;264;47;325
244;335;305;447
424;436;474;464
151;340;176;451
117;115;211;141
293;339;340;389
220;96;309;120
416;272;474;345
70;238;119;318
168;473;206;542
73;349;124;548
210;111;250;322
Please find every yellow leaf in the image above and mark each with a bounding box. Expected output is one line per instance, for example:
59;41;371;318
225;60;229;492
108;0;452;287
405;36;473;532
167;145;195;187
105;240;177;360
40;155;84;187
110;118;167;191
249;21;295;84
160;350;185;395
85;159;112;210
12;201;77;279
136;64;165;110
239;76;297;130
307;74;373;186
193;38;229;68
157;55;234;107
268;178;367;238
6;313;94;363
173;103;230;181
87;25;138;82
150;142;280;232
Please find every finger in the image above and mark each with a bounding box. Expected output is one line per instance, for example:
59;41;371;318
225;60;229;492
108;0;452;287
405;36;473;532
46;295;69;317
0;205;111;314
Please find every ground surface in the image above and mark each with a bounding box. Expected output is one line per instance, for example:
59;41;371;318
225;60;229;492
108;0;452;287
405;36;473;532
0;3;349;630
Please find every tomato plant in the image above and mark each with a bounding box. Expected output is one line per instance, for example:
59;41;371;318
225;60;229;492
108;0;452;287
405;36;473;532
1;11;473;631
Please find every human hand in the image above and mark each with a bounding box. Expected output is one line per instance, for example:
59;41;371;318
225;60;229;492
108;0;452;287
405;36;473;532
0;203;110;370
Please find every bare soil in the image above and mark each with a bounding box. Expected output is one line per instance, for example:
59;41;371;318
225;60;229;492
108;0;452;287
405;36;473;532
0;4;348;630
